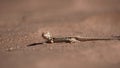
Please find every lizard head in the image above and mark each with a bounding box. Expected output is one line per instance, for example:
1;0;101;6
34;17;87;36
42;32;52;40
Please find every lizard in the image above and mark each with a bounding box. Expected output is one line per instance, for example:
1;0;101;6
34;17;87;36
27;32;120;46
42;32;120;43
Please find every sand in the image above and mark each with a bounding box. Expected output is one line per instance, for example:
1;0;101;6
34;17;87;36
0;0;120;68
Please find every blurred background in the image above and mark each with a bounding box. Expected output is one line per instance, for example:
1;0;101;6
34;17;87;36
0;0;120;68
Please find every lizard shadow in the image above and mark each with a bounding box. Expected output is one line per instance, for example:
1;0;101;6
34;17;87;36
27;41;70;47
27;42;44;47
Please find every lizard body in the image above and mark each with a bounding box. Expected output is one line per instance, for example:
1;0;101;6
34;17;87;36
27;32;120;46
42;32;120;43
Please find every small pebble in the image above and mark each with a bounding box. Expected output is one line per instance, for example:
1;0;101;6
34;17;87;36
6;47;14;51
49;47;53;50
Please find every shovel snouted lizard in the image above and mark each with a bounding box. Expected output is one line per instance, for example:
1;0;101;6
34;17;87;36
42;32;120;43
27;32;120;46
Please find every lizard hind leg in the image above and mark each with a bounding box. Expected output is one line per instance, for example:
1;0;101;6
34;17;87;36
68;37;79;43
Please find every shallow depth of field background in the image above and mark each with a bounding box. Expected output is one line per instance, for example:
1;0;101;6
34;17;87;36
0;0;120;68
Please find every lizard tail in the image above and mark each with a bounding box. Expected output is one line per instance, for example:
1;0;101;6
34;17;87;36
74;36;120;41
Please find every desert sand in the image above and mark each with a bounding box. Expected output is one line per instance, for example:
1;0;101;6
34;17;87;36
0;0;120;68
